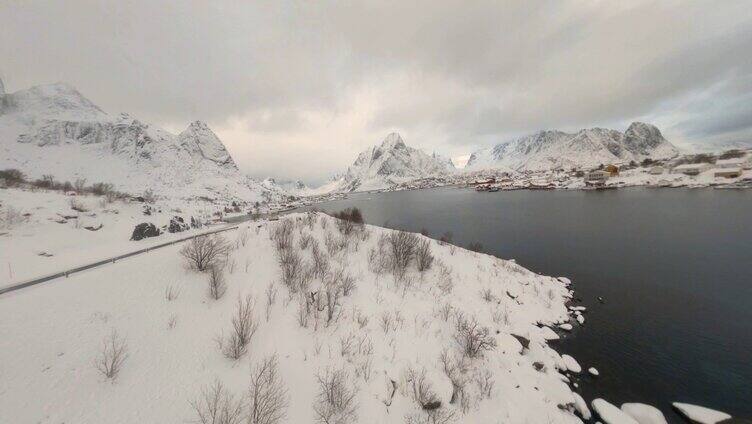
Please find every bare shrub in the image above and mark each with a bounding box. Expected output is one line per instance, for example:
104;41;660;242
407;368;440;409
367;244;392;276
454;315;497;359
277;248;304;291
95;330;128;380
265;284;277;322
324;231;348;255
219;295;258;360
330;267;356;296
90;182;114;196
271;219;294;252
385;231;419;278
415;239;434;272
466;242;484;253
74;177;87;193
190;380;245;424
168;314;178;329
2;205;26;228
436;303;453;322
181;234;232;272
142;188;157;203
311;241;331;279
438;232;453;245
0;168;25;186
208;266;227;300
435;262;453;294
296;294;311;328
236;227;250;248
480;288;495;303
313;367;358;424
331;207;364;236
248;355;289;424
440;349;469;405
299;233;314;250
322;273;343;326
474;369;494;400
379;311;395;334
165;284;181;301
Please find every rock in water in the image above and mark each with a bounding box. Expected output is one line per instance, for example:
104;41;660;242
672;402;731;424
131;223;160;241
621;403;668;424
592;399;640;424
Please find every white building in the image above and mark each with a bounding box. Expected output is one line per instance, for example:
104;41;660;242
672;163;710;176
716;157;751;170
649;166;665;175
713;167;743;178
584;170;610;185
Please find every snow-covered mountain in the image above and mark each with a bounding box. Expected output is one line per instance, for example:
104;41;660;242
335;133;456;192
466;122;679;172
259;177;315;197
0;78;274;202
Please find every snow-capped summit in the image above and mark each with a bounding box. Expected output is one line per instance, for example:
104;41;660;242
177;121;237;168
0;79;275;202
466;122;679;171
335;132;455;192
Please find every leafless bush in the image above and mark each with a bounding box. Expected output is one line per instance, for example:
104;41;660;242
69;197;88;212
440;349;469;405
181;234;232;272
491;306;510;326
480;288;496;303
438;232;453;246
165;284;181;301
190;380;245;424
385;231;419;278
415;239;434;272
74;177;87;193
248;355;289;424
208;266;227;300
90;182;114;196
329;267;356;296
379;311;395;334
331;207;364;236
168;314;178;329
322;274;343;326
236;227;250;248
277;248;304;291
219;295;258;360
324;231;348;255
367;244;392;276
296;294;311;328
454;315;497;359
313;367;358;424
94;330;128;380
299;233;314;250
265;284;277;322
466;242;484;253
474;369;494;399
436;303;453;322
2;205;25;228
271;220;294;252
407;368;440;409
311;241;331;279
142;188;157;203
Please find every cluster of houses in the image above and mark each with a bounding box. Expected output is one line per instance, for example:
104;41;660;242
583;152;751;187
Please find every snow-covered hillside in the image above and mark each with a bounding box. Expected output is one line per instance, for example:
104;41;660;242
0;78;274;203
0;204;589;423
335;133;456;192
466;122;679;172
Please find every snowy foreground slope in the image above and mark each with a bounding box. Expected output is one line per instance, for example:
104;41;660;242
466;122;679;172
0;79;274;202
0;210;590;423
334;133;456;192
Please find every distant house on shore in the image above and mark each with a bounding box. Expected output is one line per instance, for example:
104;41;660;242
716;157;751;170
605;164;619;176
672;163;710;176
585;170;610;185
649;166;665;175
713;167;742;178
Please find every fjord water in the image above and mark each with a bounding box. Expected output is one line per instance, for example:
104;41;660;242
304;187;752;422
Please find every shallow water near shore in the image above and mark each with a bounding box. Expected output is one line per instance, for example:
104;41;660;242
301;186;752;422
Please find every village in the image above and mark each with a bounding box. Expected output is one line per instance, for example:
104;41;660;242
464;148;752;192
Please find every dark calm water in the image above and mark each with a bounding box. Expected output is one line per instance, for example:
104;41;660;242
302;187;752;422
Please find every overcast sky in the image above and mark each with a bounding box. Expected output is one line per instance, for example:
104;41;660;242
2;1;751;184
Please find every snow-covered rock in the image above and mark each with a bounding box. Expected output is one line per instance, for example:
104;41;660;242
621;403;668;424
573;392;592;420
561;354;582;373
592;399;640;424
466;122;679;172
0;80;277;202
559;323;573;331
588;367;599;376
672;402;732;424
334;133;456;192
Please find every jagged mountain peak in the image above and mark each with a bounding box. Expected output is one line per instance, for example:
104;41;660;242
0;79;273;202
380;132;406;149
335;133;455;192
466;122;679;171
